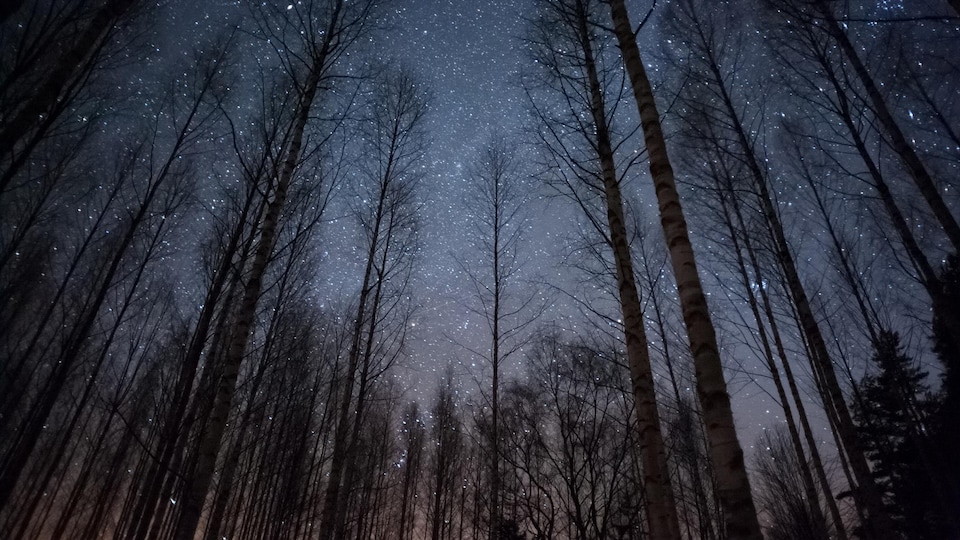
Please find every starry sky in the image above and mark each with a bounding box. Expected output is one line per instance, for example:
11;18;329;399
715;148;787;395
363;0;790;448
155;0;851;454
368;0;540;375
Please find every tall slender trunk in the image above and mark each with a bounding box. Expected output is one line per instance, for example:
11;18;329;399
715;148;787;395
640;244;708;539
48;413;114;539
761;173;893;538
819;61;960;358
170;61;321;540
80;410;140;539
321;62;421;540
489;177;502;540
431;459;445;540
332;261;389;540
318;167;389;540
697;45;848;534
13;221;166;540
711;162;831;538
398;412;421;540
0;151;173;510
804;174;880;345
607;2;762;538
572;2;681;538
0;175;122;436
754;259;848;539
692;19;895;534
201;332;274;540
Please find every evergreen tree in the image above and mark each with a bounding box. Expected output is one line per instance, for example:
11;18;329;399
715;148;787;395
497;519;525;540
931;254;960;528
853;331;943;539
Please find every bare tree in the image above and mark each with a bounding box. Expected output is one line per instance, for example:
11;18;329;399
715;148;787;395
754;426;832;540
427;366;465;540
171;2;378;538
319;66;428;540
457;136;542;540
538;335;644;539
397;402;426;540
758;3;955;535
524;2;681;536
805;0;960;251
605;1;763;537
0;40;226;523
659;1;851;536
0;0;143;192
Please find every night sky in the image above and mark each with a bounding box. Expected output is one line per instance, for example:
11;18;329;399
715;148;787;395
7;2;960;538
367;0;797;449
154;0;845;454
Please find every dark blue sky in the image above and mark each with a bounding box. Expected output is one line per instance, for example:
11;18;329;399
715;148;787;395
157;0;829;454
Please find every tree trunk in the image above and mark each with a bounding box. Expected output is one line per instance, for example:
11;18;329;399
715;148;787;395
170;62;320;540
202;338;273;540
761;158;894;540
713;163;831;538
318;160;387;540
697;41;848;535
819;63;960;360
490;303;501;540
0;161;163;511
607;2;763;538
695;19;895;534
755;263;848;540
573;2;681;539
489;154;502;540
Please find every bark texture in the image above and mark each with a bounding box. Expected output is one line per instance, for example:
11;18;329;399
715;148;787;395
573;2;681;538
607;1;762;538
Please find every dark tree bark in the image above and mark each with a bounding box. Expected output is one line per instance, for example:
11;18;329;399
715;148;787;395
661;2;847;535
170;2;375;535
0;0;141;189
811;0;960;252
0;47;223;514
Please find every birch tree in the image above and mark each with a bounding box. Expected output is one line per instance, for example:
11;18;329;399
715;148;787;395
605;1;762;537
319;67;428;540
525;2;681;536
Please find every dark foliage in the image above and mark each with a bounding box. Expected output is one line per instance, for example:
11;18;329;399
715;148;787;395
853;331;947;539
931;253;960;525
